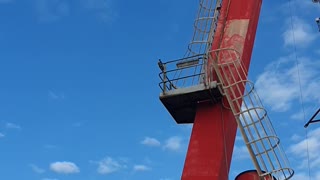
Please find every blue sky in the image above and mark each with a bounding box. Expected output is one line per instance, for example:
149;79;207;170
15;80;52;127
0;0;319;180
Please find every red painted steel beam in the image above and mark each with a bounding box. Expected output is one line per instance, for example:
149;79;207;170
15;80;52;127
181;0;262;180
182;103;237;180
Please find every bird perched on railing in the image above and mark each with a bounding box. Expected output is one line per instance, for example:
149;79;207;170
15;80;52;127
158;59;165;71
316;17;320;31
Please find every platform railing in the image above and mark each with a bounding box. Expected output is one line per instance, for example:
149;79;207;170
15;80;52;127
158;54;206;94
208;48;294;180
158;0;222;95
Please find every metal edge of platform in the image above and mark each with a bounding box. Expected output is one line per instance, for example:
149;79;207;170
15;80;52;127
160;81;218;97
159;81;221;124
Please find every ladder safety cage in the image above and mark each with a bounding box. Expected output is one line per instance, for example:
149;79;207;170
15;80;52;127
208;48;294;180
185;0;223;57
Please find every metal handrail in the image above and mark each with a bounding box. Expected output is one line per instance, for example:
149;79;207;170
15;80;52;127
158;72;206;92
158;54;206;93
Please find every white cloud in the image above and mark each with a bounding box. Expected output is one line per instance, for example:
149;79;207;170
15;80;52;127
96;157;125;175
235;135;243;141
133;165;151;172
6;122;21;129
255;61;297;111
290;109;305;120
233;145;250;160
30;164;45;174
290;134;302;141
255;55;320;112
50;161;80;174
291;171;320;180
283;17;318;48
289;127;320;170
163;136;182;151
141;137;161;147
289;128;320;158
291;105;320;121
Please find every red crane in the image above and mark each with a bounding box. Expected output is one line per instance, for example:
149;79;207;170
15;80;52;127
158;0;294;179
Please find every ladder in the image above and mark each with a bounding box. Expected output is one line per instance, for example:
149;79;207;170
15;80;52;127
208;48;294;180
169;0;223;89
185;0;222;57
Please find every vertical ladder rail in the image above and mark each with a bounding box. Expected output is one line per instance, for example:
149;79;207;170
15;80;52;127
208;48;294;180
185;0;223;57
169;0;223;89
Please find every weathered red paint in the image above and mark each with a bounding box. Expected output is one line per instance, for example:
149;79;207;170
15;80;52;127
181;103;236;180
181;0;262;179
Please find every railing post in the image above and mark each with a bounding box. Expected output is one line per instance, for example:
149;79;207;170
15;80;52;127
163;64;167;93
158;59;167;93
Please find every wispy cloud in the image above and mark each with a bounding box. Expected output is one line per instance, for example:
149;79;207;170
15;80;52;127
163;136;182;152
30;164;45;174
160;178;173;180
50;161;80;174
282;0;320;15
0;133;4;138
283;17;318;48
0;0;13;4
42;178;59;180
72;121;86;127
34;0;69;22
133;164;151;172
235;135;243;141
140;136;185;152
6;122;21;129
291;172;320;180
141;137;161;147
44;144;58;149
291;134;303;142
289;127;320;169
255;55;320;113
232;145;250;160
94;157;126;175
315;49;320;56
82;0;117;23
48;91;65;100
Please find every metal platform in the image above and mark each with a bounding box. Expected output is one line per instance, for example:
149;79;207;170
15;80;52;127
157;0;223;124
160;81;221;124
158;54;223;124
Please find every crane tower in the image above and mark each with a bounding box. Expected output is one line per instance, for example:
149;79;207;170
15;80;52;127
158;0;294;179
